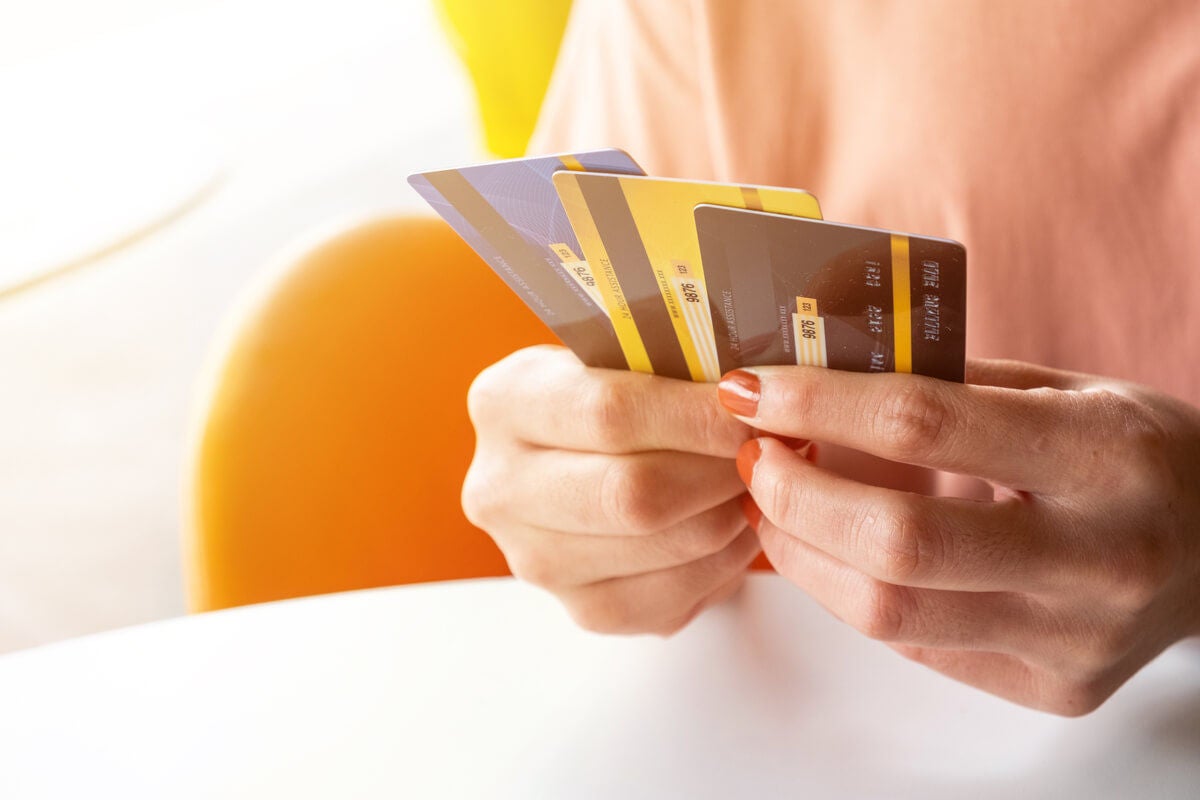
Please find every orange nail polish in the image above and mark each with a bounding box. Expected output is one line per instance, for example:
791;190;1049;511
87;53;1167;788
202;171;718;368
736;439;762;485
718;370;760;418
740;493;762;531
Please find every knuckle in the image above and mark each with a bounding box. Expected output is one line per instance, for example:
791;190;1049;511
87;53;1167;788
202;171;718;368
1084;388;1174;479
779;376;823;423
1124;416;1176;491
505;551;563;591
1043;677;1113;718
1084;626;1137;671
651;515;740;565
852;580;910;642
601;459;671;533
1129;444;1178;500
1108;528;1176;612
858;497;937;584
696;512;747;557
1090;386;1144;428
699;398;755;456
465;361;508;428
649;616;693;638
871;382;954;462
757;461;803;532
460;458;503;529
580;379;639;451
564;593;637;636
754;520;801;575
468;347;565;427
1043;621;1131;709
1021;387;1076;461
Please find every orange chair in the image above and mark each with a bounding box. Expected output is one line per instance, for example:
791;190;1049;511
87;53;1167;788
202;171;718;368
185;216;556;611
187;215;773;612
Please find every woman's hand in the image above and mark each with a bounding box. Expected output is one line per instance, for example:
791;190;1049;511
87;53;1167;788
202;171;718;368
463;346;759;635
721;358;1200;715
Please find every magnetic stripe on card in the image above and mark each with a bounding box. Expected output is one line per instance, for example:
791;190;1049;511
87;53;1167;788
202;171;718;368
554;174;653;373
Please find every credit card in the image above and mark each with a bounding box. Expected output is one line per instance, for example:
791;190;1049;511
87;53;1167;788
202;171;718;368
554;172;822;381
694;205;966;381
407;149;644;369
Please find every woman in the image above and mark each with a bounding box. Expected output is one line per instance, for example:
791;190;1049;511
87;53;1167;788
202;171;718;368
461;0;1200;715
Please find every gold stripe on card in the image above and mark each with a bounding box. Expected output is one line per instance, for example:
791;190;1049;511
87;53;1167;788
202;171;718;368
792;314;806;365
674;275;721;381
815;317;828;367
891;234;913;373
792;297;828;368
740;187;763;210
559;156;585;171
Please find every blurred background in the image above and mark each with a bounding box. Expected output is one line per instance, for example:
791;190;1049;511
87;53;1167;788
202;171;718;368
0;0;542;652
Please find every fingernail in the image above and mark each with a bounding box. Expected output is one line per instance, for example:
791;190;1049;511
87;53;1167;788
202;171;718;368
776;435;810;451
718;370;760;418
740;493;762;532
736;438;762;486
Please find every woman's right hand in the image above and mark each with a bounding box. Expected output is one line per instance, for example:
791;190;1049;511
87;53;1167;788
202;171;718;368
462;345;761;635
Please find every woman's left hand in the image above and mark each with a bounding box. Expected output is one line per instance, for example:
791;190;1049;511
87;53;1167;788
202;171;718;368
719;358;1200;716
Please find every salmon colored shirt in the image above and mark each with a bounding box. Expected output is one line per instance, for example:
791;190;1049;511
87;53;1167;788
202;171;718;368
531;0;1200;406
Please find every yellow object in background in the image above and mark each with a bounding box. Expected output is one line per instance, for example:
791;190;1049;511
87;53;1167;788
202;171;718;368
435;0;572;157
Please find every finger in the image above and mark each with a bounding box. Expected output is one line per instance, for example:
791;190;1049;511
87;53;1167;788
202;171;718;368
560;528;761;635
494;497;750;589
470;345;753;457
756;513;1111;691
718;364;1093;491
743;438;1055;591
756;517;1040;653
465;446;745;535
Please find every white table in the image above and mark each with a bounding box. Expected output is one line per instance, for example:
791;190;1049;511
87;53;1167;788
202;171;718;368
1;575;1196;798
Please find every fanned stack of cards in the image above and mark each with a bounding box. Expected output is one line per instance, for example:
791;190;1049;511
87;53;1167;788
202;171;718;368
408;149;966;383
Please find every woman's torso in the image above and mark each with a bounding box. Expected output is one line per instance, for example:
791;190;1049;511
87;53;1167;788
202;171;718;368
532;0;1200;403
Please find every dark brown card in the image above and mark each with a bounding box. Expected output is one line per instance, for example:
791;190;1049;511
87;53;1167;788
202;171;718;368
695;204;966;382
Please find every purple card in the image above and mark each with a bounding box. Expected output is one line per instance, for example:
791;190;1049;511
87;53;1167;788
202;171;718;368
408;149;644;369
